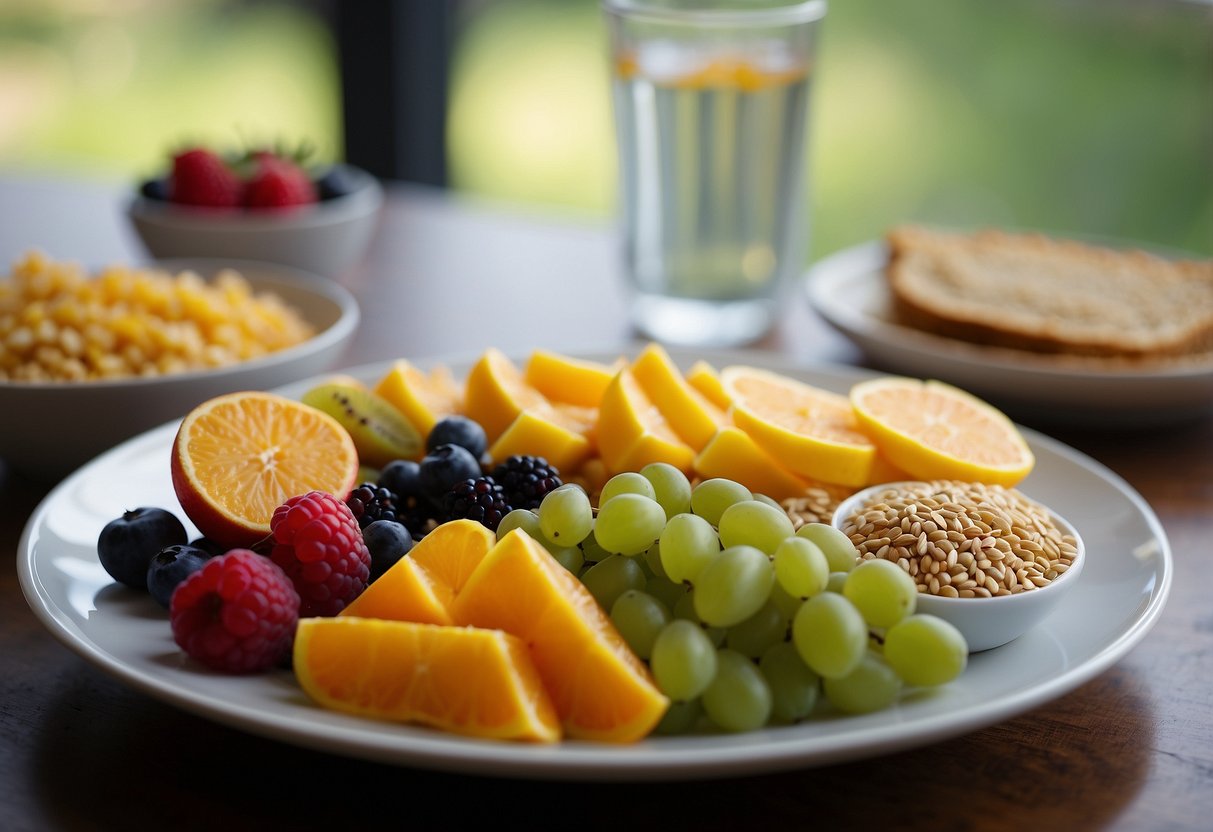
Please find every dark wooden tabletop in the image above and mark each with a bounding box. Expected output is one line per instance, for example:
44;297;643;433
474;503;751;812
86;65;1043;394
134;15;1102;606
1;178;1209;831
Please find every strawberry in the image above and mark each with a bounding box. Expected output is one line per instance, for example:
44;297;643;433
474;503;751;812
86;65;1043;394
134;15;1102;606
244;155;318;209
169;148;243;208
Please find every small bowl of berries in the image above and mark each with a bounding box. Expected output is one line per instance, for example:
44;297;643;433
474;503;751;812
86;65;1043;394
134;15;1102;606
127;143;383;279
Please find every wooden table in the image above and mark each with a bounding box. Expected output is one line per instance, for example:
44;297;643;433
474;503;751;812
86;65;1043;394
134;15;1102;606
1;177;1209;831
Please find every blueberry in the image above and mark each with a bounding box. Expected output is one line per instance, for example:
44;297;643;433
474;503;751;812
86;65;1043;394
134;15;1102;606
139;177;170;201
363;520;414;582
378;459;423;500
146;544;212;608
189;536;227;557
97;507;188;589
418;444;483;502
315;165;362;200
426;416;487;459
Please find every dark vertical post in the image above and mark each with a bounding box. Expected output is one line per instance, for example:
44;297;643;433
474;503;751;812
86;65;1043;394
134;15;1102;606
332;0;452;186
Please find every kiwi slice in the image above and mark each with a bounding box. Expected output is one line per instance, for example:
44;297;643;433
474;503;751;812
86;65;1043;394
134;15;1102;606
301;383;422;468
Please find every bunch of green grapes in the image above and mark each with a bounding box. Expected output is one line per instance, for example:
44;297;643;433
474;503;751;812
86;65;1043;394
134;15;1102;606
496;466;968;734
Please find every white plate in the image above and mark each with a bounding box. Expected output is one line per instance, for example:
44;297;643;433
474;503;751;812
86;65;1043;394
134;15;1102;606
804;241;1213;426
17;351;1172;780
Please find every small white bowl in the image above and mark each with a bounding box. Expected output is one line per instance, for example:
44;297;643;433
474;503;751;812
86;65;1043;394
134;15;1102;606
832;482;1085;652
127;164;383;278
0;259;359;482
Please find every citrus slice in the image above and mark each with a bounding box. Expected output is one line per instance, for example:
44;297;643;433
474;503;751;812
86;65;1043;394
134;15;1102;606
686;360;733;410
721;366;876;487
463;348;550;442
405;518;497;605
170;391;359;548
489;408;593;475
339;558;452;625
630;343;726;451
694;426;811;501
450;530;669;742
524;350;623;408
294;617;561;743
849;377;1035;486
596;368;696;476
373;359;463;437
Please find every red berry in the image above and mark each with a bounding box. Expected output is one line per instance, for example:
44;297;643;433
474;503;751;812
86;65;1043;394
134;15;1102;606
169;148;243;207
244;155;317;209
269;491;370;616
169;549;299;673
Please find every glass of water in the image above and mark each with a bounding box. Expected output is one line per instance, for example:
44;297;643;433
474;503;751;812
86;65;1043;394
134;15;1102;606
603;0;826;346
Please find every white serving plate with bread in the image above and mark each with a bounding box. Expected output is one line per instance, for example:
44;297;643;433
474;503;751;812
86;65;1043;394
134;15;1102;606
804;235;1213;426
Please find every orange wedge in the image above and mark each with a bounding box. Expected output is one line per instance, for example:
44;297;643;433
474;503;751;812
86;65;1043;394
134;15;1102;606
373;359;463;437
686;360;733;410
596;368;696;476
722;366;877;488
694;426;812;501
450;530;669;742
294;617;561;743
524;350;623;408
630;343;727;451
850;377;1035;487
463;348;550;442
170;391;359;548
405;518;498;603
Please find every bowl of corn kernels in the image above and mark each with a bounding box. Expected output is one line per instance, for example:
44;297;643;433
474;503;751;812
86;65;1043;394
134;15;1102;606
0;252;359;481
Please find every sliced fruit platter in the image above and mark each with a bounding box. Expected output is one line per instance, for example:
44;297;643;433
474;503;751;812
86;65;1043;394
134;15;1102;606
19;346;1170;777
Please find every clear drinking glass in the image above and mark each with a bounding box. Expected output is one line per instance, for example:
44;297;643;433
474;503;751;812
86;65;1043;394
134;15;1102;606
603;0;826;346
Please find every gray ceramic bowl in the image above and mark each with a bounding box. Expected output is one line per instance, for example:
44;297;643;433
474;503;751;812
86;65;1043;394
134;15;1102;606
0;259;359;482
832;482;1085;652
126;164;383;278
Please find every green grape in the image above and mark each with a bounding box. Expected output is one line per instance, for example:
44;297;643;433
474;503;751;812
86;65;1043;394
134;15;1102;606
538;484;593;546
822;652;902;714
658;512;721;584
580;554;645;610
717;500;796;555
792;592;868;679
701;648;773;732
769;581;804;623
639;462;692;519
825;571;848;594
690;478;753;526
654;698;702;735
610;589;671;660
752;493;783;511
693;545;775;628
600;471;657;504
645;574;688;613
796;523;859;573
497;508;541;541
546;544;583;574
843;558;919;628
759;641;820;723
579;527;610;563
883;614;968;687
774;536;830;598
650;619;719;701
594;493;667;555
672;590;725;645
725;600;787;659
642;541;668;579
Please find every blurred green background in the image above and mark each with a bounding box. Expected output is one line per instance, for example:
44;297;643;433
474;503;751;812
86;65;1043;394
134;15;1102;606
0;0;1209;258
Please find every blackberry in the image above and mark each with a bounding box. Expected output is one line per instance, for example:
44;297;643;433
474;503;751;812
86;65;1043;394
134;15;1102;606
444;477;512;531
491;455;562;510
345;482;400;530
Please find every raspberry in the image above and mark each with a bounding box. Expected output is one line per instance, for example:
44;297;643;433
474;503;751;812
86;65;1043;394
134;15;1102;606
169;148;243;207
345;482;400;530
169;549;299;674
244;155;317;209
491;455;562;510
269;491;370;617
444;477;512;531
